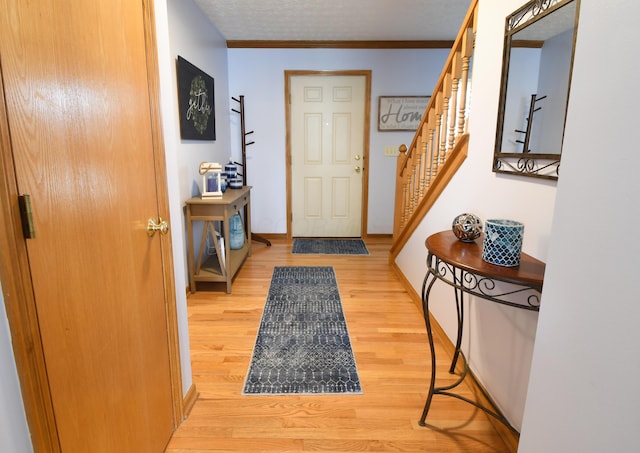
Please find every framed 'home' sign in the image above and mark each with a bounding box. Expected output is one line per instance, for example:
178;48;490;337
378;96;430;131
176;56;215;140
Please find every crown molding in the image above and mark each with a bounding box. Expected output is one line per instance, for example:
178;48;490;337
226;40;455;49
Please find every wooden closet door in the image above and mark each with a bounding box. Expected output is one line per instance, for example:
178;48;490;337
0;0;175;451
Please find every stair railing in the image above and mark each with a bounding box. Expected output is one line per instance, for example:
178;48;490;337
390;0;478;260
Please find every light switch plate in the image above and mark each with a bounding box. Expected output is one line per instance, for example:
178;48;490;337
384;146;400;157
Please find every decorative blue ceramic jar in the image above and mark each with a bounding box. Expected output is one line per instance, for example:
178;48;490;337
224;162;237;178
482;219;524;267
229;213;244;250
228;177;243;189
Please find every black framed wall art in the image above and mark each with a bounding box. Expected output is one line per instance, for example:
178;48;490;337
176;56;215;140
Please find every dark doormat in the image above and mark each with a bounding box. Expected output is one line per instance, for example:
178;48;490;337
291;238;369;255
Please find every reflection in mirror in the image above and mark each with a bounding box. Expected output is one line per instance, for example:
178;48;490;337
494;0;580;180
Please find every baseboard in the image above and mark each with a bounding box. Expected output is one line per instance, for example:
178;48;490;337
249;233;393;240
364;233;393;238
251;232;287;240
391;261;423;313
391;262;519;453
181;383;199;420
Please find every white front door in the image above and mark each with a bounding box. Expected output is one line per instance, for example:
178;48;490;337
289;73;368;237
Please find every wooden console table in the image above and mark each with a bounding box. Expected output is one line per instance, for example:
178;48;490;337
420;230;545;432
185;187;251;293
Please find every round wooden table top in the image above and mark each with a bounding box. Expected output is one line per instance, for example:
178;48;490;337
426;230;545;290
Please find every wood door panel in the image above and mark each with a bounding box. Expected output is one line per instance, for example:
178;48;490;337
304;178;323;218
304;113;323;162
0;0;174;451
333;113;351;163
332;177;351;218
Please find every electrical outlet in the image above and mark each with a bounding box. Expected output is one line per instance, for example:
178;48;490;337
384;146;400;157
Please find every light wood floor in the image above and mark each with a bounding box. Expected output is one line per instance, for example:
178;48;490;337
165;236;511;452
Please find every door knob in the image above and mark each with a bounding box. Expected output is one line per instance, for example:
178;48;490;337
355;166;361;173
147;217;169;237
354;154;361;161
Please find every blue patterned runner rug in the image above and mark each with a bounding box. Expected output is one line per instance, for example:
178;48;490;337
291;238;369;255
243;266;362;395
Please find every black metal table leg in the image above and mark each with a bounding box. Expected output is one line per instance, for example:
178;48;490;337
419;268;438;426
449;268;465;373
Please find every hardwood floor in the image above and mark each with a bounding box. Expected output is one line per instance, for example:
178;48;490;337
165;236;511;452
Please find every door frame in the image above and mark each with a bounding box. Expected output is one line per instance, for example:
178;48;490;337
284;70;372;239
0;1;184;450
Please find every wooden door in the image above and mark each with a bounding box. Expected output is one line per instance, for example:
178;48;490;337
288;73;370;237
0;0;176;451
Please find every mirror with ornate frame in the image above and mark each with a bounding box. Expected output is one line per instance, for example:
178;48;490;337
493;0;580;180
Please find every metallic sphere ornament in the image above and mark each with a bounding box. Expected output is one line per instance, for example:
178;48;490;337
452;213;483;242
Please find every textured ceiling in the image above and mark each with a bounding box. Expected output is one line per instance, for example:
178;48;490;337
192;0;472;41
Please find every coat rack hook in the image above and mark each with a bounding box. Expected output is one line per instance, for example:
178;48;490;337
231;94;271;247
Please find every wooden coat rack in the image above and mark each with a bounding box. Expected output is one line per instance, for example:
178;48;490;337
515;93;546;153
231;95;271;246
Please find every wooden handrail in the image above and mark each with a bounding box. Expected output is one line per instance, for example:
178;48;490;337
390;0;478;261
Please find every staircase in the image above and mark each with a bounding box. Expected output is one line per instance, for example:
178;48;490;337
390;0;478;261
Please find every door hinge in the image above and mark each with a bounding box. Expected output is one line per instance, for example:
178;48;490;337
18;194;36;239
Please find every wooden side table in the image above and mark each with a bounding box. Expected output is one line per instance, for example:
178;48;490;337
420;230;545;432
185;187;251;293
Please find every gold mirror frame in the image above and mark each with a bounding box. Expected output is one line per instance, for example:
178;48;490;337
493;0;580;180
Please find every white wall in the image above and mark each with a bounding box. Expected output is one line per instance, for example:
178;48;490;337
519;0;640;451
154;0;233;395
396;0;559;430
0;285;33;452
161;0;233;278
531;29;574;154
227;48;450;235
502;47;541;153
